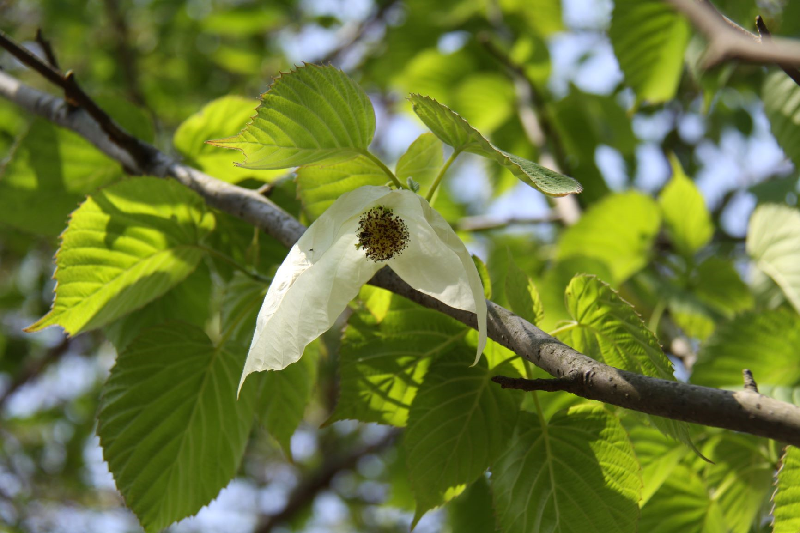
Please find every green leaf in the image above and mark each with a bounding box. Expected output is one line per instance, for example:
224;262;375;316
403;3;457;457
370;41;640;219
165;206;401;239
447;477;496;533
408;94;582;196
295;155;387;221
472;255;492;300
640;465;726;533
330;308;468;427
104;263;212;351
492;405;642;533
702;434;773;533
208;64;376;169
97;323;257;532
27;177;216;335
221;272;268;346
625;421;688;505
404;352;521;524
693;257;753;316
692;309;800;389
499;0;563;37
610;0;690;103
258;341;318;458
0;97;152;236
505;250;544;326
557;275;698;451
174;96;284;183
557;192;661;285
758;384;800;406
659;156;713;257
774;446;800;533
763;71;800;168
746;204;800;313
395;132;443;192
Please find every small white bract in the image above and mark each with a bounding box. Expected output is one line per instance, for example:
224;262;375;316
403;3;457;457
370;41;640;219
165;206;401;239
240;185;487;391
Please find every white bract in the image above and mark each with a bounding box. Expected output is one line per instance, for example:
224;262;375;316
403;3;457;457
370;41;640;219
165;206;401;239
240;185;487;391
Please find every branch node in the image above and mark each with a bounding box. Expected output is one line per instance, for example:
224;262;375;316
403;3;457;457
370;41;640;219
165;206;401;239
743;369;759;393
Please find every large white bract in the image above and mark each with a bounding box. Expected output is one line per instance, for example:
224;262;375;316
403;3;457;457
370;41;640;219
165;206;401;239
240;185;488;391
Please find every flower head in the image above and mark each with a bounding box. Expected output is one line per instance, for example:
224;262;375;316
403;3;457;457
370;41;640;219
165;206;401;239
240;185;488;391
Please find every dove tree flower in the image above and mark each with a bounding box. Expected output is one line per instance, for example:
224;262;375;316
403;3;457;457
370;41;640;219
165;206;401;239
240;185;487;390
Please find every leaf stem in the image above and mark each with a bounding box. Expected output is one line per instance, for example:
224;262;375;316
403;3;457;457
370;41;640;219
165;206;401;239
425;149;461;202
196;245;272;284
362;150;405;189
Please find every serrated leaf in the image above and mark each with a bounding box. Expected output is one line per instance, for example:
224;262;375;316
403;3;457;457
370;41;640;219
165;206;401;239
492;405;642;533
625;421;688;505
208;64;375;169
557;275;699;452
746;204;800;314
557;192;661;285
295;155;387;220
104;263;212;351
702;434;773;533
640;465;726;533
222;272;268;346
505;250;544;327
408;94;582;196
764;71;800;168
774;446;800;533
97;323;257;532
610;0;690;104
258;341;317;458
27;177;215;336
692;309;800;389
174;96;283;183
405;352;521;524
0;98;152;236
395;132;443;192
659;156;713;257
330;308;468;427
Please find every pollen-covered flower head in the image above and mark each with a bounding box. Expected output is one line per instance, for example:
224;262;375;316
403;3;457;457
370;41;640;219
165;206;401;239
240;185;488;391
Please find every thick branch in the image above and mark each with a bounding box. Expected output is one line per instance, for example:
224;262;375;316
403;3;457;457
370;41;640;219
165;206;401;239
664;0;800;68
2;72;800;445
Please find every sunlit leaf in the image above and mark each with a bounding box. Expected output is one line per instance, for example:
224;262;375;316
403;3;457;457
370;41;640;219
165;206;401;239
208;64;376;169
97;323;257;533
175;96;283;183
610;0;690;103
692;309;800;389
408;94;582;196
505;250;544;326
557;275;698;451
492;405;642;533
395;133;443;192
774;446;800;533
763;71;800;168
659;156;713;257
557;192;661;284
625;421;688;505
746;204;800;313
295;155;387;220
27;177;215;336
405;353;521;524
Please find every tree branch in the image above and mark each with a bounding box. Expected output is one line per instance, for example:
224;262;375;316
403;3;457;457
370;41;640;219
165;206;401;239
255;430;399;533
664;0;800;68
756;15;800;87
2;60;800;445
457;214;561;232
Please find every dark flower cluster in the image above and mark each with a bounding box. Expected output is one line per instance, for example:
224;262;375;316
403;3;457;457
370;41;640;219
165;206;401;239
356;206;410;261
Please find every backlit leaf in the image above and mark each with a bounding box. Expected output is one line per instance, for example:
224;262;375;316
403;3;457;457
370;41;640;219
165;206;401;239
659;156;713;257
746;204;800;313
395;132;443;192
763;71;800;168
774;446;800;533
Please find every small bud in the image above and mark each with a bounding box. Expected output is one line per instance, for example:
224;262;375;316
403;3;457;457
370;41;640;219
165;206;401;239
407;177;420;193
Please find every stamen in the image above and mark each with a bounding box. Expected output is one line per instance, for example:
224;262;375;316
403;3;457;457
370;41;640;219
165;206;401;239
356;206;410;261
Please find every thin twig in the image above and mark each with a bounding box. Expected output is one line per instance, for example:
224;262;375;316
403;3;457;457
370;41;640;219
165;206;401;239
102;0;145;105
0;29;153;168
255;430;399;533
2;43;800;444
34;29;59;70
457;214;560;232
756;15;800;87
318;0;400;65
664;0;800;68
492;376;573;392
0;336;70;409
